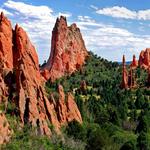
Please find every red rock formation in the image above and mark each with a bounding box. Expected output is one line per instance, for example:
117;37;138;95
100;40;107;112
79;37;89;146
56;85;82;125
0;12;13;103
121;55;128;88
0;13;83;143
13;20;83;135
0;12;13;69
128;68;136;88
130;55;138;69
41;16;88;82
13;24;59;136
66;92;82;123
0;113;12;144
139;48;150;69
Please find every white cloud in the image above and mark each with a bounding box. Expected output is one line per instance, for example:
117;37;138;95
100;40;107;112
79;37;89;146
4;0;54;21
1;1;150;62
0;8;13;16
78;15;96;23
77;20;150;61
96;6;150;20
58;12;72;18
90;5;98;10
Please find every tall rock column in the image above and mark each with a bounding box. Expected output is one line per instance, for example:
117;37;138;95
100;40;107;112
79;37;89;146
41;16;88;82
130;55;138;69
121;55;128;89
0;12;13;103
13;24;58;136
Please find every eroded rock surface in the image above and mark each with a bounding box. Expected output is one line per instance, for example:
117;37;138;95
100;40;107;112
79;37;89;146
0;13;83;143
0;113;12;144
41;16;88;82
121;55;128;88
139;48;150;69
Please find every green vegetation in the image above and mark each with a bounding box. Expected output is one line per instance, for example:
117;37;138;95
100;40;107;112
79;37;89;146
2;52;150;149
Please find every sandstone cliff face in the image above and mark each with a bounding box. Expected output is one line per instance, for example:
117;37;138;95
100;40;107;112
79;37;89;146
139;48;150;69
41;16;88;82
0;12;13;69
0;13;83;143
13;24;53;136
0;12;13;103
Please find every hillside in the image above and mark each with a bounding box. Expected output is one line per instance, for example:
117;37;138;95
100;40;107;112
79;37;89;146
45;52;150;150
1;50;150;150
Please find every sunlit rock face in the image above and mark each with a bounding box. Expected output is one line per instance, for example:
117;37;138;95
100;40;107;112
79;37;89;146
0;13;83;144
41;16;88;82
139;48;150;69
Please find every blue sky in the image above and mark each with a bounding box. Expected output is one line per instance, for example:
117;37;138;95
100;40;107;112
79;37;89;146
0;0;150;63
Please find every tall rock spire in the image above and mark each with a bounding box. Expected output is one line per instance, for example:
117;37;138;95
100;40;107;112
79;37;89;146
128;67;136;88
40;16;88;82
130;55;138;69
121;55;128;88
0;13;83;143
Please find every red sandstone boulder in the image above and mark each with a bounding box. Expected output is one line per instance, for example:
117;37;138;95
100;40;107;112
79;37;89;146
41;16;88;82
0;113;12;144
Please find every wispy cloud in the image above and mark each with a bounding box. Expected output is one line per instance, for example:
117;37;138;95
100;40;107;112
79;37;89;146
76;20;150;61
96;6;150;20
78;15;96;23
90;5;98;10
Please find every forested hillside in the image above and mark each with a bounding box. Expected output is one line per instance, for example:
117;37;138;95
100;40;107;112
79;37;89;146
2;52;150;150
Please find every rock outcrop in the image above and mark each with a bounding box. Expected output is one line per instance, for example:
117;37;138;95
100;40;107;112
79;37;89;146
128;68;136;88
0;13;83;143
13;24;54;136
56;85;82;125
41;16;88;82
0;12;13;69
13;25;82;135
0;12;13;103
130;55;138;69
0;113;12;144
139;48;150;69
121;55;128;88
0;13;13;144
121;55;137;89
66;92;82;123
